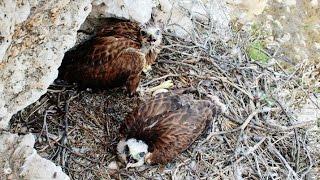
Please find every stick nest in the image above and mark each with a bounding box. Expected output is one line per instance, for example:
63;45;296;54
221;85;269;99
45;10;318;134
10;11;319;180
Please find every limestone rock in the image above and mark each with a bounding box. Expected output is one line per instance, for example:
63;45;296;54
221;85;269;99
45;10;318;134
153;0;231;40
0;132;69;180
0;0;92;129
90;0;155;24
226;0;268;23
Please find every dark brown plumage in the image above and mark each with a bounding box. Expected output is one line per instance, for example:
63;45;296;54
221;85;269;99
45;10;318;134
117;92;225;167
96;19;141;41
58;20;162;95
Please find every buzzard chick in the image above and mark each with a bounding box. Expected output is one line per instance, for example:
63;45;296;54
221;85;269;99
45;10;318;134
117;93;226;168
58;20;162;95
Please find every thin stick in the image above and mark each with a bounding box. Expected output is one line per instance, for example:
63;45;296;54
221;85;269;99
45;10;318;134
235;137;266;164
141;73;180;86
240;110;260;130
267;143;300;180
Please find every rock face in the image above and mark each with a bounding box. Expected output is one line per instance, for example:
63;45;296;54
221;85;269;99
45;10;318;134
90;0;154;24
154;0;231;40
0;0;92;129
0;133;69;179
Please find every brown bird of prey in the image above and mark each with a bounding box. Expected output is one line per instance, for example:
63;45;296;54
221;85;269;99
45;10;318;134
117;92;226;168
58;19;162;96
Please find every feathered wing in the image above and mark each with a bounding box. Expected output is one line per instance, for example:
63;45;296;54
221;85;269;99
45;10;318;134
135;93;183;119
120;94;216;164
97;20;160;68
96;21;141;42
59;36;144;93
98;21;160;68
146;100;214;164
119;48;145;95
119;94;183;138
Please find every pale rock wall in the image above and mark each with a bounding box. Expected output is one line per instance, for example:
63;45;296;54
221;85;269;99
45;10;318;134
0;133;69;179
90;0;154;24
154;0;232;40
0;0;92;129
226;0;268;23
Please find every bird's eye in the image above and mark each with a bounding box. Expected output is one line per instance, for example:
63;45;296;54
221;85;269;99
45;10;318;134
141;30;147;36
139;152;145;157
156;29;160;35
124;145;129;154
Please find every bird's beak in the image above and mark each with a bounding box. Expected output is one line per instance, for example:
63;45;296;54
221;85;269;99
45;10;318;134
148;36;156;43
128;155;136;164
126;158;145;169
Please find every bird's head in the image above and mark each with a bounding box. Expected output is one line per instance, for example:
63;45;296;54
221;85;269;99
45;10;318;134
117;138;149;168
139;25;162;48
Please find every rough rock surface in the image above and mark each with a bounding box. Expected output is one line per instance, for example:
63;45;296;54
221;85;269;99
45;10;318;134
0;132;69;179
154;0;232;40
0;0;92;129
90;0;154;24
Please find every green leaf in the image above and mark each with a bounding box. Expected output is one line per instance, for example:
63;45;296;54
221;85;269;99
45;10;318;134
247;41;270;63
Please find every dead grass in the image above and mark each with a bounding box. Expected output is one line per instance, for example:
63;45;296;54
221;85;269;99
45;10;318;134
9;8;320;180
